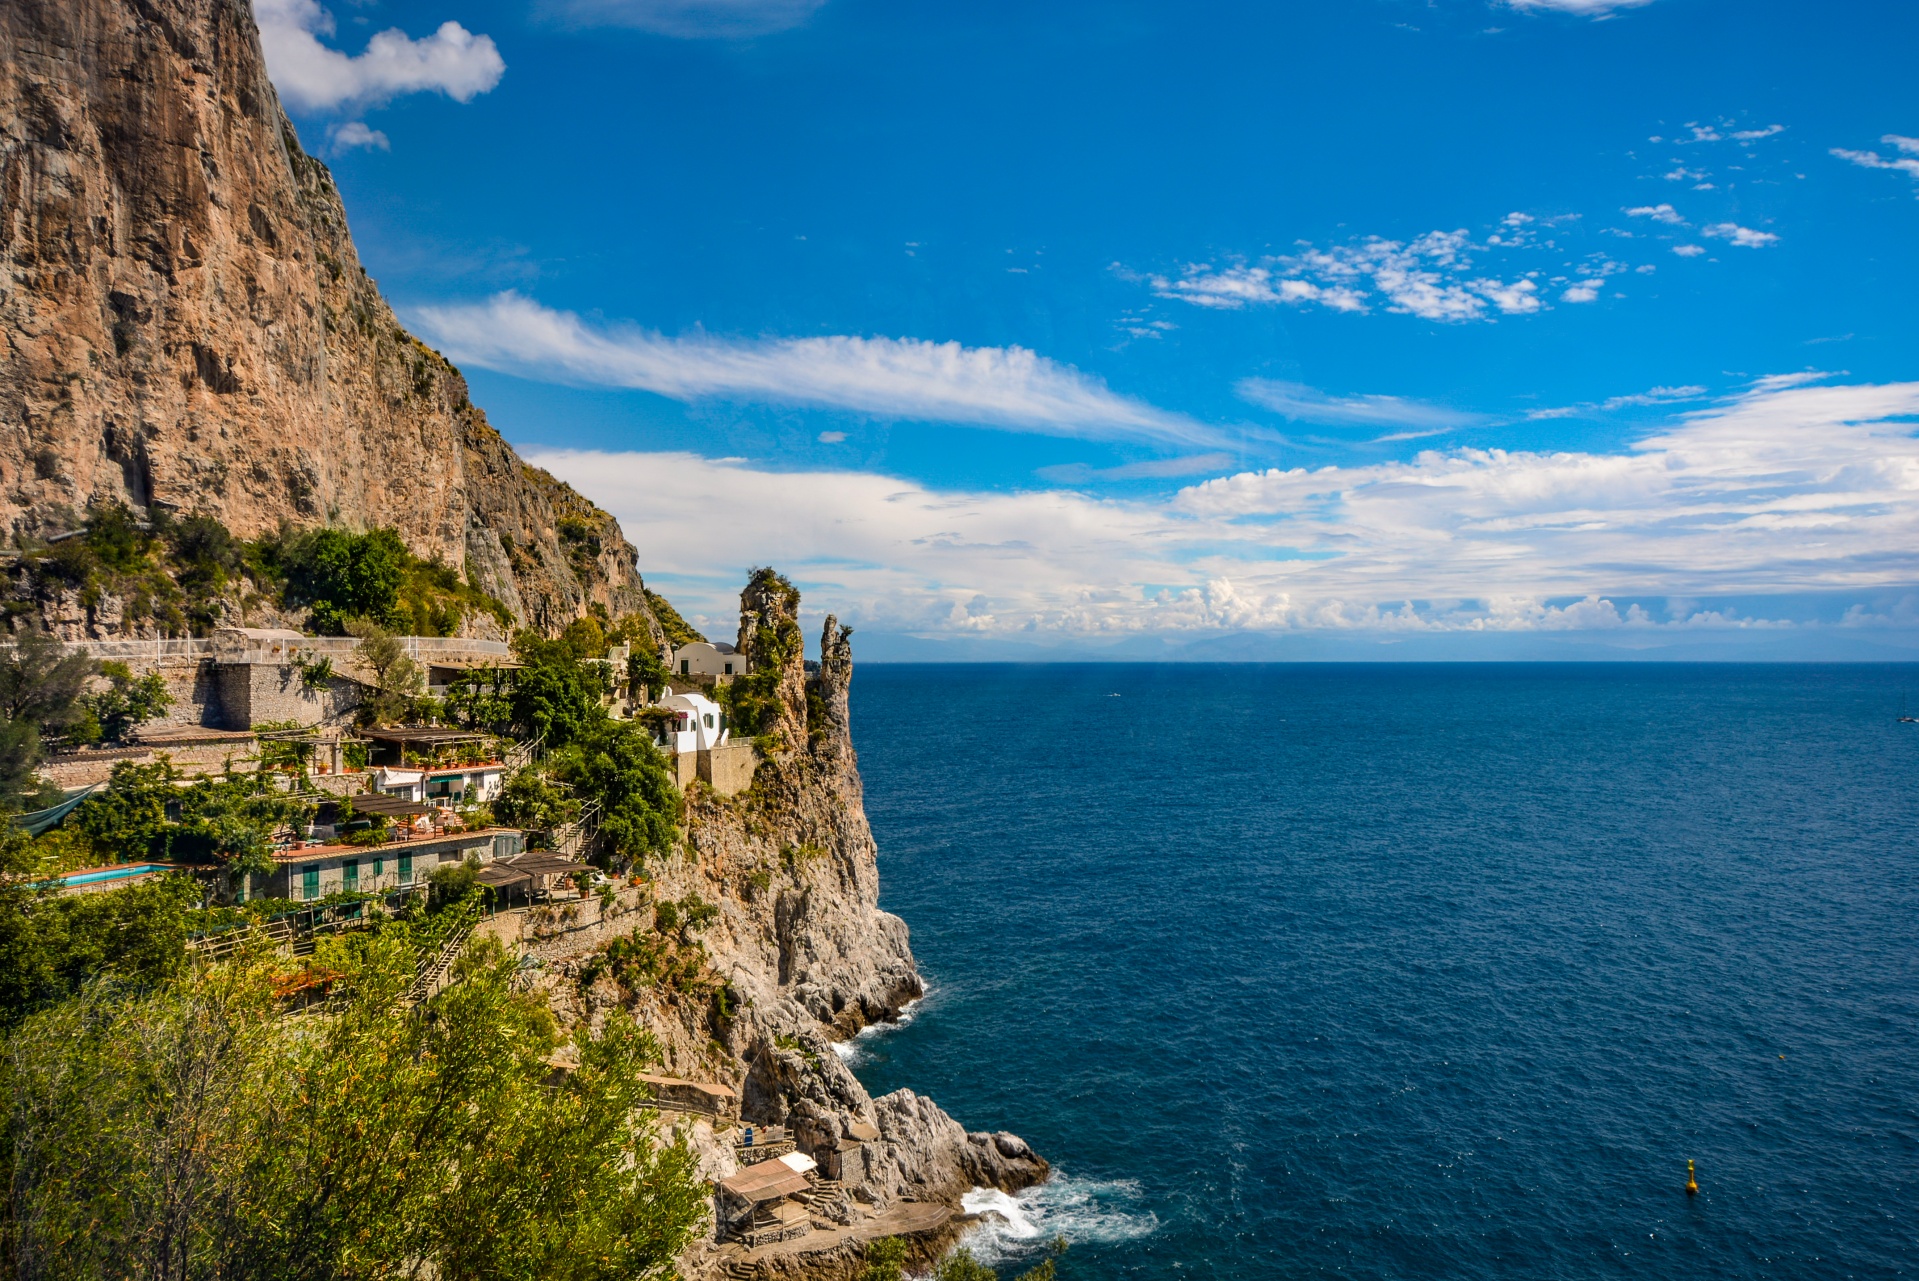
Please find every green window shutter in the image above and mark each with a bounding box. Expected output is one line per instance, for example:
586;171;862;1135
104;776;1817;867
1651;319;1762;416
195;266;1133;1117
399;854;413;884
302;867;319;900
342;859;358;892
373;857;383;878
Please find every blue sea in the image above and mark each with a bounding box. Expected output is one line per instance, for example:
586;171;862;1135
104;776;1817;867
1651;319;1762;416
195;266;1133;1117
842;664;1919;1280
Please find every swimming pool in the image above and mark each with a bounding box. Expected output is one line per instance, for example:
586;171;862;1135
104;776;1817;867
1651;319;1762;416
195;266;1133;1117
45;863;176;888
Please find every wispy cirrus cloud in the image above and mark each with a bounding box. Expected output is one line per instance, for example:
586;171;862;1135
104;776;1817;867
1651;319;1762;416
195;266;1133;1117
1503;0;1656;16
1237;380;1482;436
542;0;827;37
1832;135;1919;189
256;0;504;113
536;378;1919;639
1527;384;1709;419
410;292;1217;446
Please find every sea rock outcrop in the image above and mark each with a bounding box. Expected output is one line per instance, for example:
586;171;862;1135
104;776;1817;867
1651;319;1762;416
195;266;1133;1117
535;580;1047;1230
0;0;649;635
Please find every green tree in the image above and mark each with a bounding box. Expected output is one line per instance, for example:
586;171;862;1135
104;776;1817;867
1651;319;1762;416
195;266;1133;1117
492;767;577;834
350;621;424;725
0;718;48;811
283;527;407;634
427;858;482;912
0;826;200;1029
161;510;243;593
934;1248;999;1281
82;660;174;743
860;1236;910;1281
0;926;711;1279
552;721;680;864
81;500;150;572
0;631;96;743
73;760;309;866
626;645;669;704
444;663;514;732
508;630;610;750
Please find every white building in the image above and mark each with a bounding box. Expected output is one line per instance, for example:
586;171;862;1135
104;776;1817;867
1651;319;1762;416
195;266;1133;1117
672;641;741;678
373;763;505;805
659;690;730;753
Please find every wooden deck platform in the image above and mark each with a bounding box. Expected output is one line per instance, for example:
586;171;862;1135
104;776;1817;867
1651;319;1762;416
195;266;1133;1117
726;1199;953;1268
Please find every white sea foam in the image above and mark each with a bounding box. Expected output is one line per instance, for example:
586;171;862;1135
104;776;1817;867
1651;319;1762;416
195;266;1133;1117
830;994;925;1067
956;1173;1157;1265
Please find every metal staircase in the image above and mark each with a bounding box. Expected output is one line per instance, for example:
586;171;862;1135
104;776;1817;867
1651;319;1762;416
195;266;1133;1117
550;798;602;860
395;915;476;1011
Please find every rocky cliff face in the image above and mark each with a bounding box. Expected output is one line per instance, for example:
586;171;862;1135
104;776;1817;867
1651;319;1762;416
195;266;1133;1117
0;0;648;634
533;583;1046;1248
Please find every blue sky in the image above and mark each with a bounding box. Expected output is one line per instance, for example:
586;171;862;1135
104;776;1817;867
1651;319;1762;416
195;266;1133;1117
258;0;1919;656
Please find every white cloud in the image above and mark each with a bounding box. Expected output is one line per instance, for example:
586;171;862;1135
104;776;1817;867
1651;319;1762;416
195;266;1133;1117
1237;380;1481;431
535;378;1919;638
1832;135;1919;186
326;120;390;153
1701;222;1780;247
410;292;1216;446
1153;230;1546;324
1673;244;1707;257
1627;203;1686;225
544;0;827;37
817;431;847;443
257;0;504;113
1731;124;1786;142
1503;0;1655;15
1561;281;1601;303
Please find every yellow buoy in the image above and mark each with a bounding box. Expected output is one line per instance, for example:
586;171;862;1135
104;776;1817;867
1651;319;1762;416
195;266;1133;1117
1686;1159;1698;1196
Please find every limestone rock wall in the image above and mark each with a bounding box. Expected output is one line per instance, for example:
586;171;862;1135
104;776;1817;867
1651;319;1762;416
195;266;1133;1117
535;589;1047;1223
0;0;655;637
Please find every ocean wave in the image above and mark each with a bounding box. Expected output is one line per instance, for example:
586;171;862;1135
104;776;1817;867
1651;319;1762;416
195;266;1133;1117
831;993;926;1067
957;1173;1157;1265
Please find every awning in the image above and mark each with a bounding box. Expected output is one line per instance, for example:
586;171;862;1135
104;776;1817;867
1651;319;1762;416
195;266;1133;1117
503;851;587;877
474;865;531;889
13;783;103;836
717;1157;811;1203
347;794;435;819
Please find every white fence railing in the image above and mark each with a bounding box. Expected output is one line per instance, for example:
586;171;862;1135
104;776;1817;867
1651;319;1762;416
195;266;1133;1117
0;635;513;668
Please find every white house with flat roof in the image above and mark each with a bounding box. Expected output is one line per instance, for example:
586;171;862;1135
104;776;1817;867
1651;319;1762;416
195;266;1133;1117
672;641;741;679
659;690;729;753
372;763;504;806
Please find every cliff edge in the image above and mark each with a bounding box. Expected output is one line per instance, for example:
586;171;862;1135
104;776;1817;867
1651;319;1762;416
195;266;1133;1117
0;0;644;634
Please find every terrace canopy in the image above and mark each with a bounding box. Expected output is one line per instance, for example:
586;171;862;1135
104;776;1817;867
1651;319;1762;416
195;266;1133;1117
359;728;489;748
474;864;532;890
345;794;435;820
718;1158;811;1205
